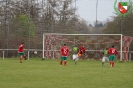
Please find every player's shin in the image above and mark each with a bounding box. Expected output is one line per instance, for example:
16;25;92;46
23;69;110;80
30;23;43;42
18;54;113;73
109;62;111;66
60;60;63;65
75;61;77;65
64;60;67;66
112;62;114;67
102;62;104;66
20;57;22;63
24;55;27;60
106;62;108;66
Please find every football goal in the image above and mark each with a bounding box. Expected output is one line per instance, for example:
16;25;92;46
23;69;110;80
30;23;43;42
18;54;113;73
42;33;132;61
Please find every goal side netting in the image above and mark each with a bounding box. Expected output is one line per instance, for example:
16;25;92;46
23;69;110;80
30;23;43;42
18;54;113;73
43;33;132;61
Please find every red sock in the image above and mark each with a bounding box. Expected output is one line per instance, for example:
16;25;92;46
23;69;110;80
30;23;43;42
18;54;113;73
64;61;67;66
109;62;112;66
20;57;22;63
112;62;114;67
109;62;113;67
60;60;63;65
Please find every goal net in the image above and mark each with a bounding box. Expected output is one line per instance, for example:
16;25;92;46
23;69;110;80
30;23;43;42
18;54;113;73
43;33;132;61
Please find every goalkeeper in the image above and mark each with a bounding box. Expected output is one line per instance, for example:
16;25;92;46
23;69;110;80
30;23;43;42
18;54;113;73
102;48;109;66
72;45;79;65
79;45;86;59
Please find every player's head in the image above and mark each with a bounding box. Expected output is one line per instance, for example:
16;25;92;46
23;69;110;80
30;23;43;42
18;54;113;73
21;42;24;46
112;45;114;48
106;48;108;50
64;44;66;46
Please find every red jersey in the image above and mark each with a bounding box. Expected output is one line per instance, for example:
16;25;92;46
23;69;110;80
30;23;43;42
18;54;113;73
18;44;24;53
60;46;69;56
79;46;86;54
108;48;118;55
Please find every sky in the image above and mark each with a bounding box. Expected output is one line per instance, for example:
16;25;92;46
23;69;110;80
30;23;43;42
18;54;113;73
75;0;130;24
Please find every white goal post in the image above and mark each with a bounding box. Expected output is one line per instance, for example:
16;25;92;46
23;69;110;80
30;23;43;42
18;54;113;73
43;33;123;61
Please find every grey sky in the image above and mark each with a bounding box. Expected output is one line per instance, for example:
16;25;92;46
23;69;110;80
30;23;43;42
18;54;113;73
76;0;130;23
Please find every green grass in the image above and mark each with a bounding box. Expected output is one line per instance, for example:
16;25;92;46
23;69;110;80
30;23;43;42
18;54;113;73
0;58;133;88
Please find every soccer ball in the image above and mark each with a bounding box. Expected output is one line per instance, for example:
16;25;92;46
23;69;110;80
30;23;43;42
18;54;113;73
34;51;37;54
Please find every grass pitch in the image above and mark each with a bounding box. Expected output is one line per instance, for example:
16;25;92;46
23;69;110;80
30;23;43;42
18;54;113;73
0;58;133;88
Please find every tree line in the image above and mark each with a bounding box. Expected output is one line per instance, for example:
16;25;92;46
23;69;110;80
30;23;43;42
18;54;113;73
0;0;133;57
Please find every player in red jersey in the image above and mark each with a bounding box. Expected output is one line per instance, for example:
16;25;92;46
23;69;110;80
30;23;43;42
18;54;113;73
79;45;86;59
18;42;26;63
60;44;69;66
108;45;118;67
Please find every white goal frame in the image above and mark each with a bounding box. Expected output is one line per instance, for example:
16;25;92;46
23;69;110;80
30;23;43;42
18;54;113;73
43;33;122;61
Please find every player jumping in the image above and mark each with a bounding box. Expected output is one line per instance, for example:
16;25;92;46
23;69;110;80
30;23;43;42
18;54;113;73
79;45;86;59
72;45;79;65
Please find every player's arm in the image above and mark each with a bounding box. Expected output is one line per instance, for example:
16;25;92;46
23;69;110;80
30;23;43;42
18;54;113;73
115;49;118;55
60;48;62;55
108;49;110;56
107;51;109;56
67;48;69;56
79;47;82;53
77;47;80;53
